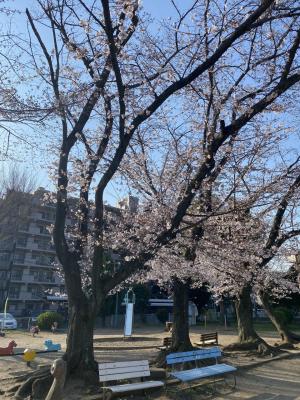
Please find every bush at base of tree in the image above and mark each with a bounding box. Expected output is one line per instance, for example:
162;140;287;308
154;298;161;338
36;311;63;330
273;307;294;327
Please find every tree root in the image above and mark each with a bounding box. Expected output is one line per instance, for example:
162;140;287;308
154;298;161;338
11;359;101;400
13;366;52;400
274;342;296;350
224;337;279;356
155;349;168;368
283;331;300;344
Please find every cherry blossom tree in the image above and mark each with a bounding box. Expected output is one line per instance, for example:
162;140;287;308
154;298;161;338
0;3;53;162
116;0;300;351
8;0;300;394
120;117;300;352
256;171;300;344
196;156;300;350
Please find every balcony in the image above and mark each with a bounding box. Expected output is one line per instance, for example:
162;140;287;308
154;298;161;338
33;276;55;283
29;242;55;253
15;243;28;250
0;259;10;267
31;213;55;223
8;292;20;299
37;244;55;252
31;292;44;299
13;258;25;265
17;291;42;301
13;259;54;269
18;227;30;233
9;273;62;285
11;275;23;282
29;228;50;236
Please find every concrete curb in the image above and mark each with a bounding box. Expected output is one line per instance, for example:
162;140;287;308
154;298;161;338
229;350;300;371
94;345;159;351
93;336;161;343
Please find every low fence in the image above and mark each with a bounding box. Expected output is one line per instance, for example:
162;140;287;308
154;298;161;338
95;313;161;329
15;317;35;330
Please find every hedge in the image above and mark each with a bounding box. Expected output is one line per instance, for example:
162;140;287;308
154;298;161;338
36;311;63;330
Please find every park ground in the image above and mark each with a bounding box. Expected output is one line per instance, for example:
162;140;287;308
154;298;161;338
1;323;300;399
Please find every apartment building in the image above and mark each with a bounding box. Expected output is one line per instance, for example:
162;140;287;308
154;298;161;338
0;188;65;316
0;189;137;316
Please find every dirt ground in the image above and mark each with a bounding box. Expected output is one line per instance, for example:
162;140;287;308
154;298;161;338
1;325;300;399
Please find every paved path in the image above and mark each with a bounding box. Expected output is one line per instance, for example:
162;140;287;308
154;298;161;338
1;333;300;399
215;356;300;400
94;350;300;399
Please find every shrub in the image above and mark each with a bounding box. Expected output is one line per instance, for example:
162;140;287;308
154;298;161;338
36;311;63;330
273;307;293;326
156;308;169;324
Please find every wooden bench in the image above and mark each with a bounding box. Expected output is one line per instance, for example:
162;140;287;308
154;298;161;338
195;332;218;347
98;360;164;399
157;337;172;350
166;347;236;387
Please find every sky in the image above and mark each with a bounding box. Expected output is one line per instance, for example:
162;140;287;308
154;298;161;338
0;0;185;205
0;1;299;206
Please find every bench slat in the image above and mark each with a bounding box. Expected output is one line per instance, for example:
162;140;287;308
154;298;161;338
171;364;237;382
166;347;221;365
105;380;164;393
200;333;217;338
99;360;151;382
195;340;217;346
99;360;148;370
100;370;150;382
100;365;149;376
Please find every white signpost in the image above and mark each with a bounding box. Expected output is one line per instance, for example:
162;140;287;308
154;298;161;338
124;303;134;337
123;289;135;338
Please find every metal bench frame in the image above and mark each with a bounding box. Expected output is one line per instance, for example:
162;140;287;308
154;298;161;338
98;360;164;399
166;346;236;389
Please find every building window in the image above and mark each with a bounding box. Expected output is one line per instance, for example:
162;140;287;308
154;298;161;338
17;236;27;247
38;225;49;234
37;239;51;250
19;223;29;232
0;253;10;262
14;251;25;264
11;269;23;280
41;212;54;220
9;286;20;299
33;270;54;283
0;271;7;280
28;285;43;299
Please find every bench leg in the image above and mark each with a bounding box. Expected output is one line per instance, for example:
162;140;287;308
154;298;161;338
224;373;236;389
215;373;236;395
102;388;112;400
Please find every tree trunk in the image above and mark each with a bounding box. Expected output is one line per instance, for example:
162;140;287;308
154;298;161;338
171;278;193;351
64;300;98;384
219;300;225;325
225;285;272;353
259;291;300;344
14;288;101;398
235;285;260;343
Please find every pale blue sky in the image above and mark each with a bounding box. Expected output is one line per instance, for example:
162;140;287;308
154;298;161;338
0;1;299;206
0;0;185;204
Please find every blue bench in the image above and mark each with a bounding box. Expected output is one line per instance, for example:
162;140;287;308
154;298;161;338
166;346;237;387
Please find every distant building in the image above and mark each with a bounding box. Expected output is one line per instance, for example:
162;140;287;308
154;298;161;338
118;195;139;213
0;188;65;316
0;189;134;316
